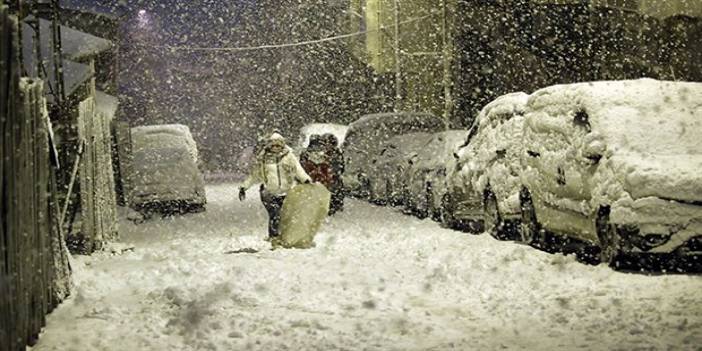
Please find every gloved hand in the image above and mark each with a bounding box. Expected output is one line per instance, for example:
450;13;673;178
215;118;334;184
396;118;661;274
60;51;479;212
238;187;246;201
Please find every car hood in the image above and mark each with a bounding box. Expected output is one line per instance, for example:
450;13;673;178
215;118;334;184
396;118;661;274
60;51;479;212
611;153;702;203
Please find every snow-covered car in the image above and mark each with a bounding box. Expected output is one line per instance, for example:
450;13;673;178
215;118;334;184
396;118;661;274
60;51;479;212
342;112;446;197
443;92;529;238
294;123;349;153
130;124;206;216
519;79;702;269
367;132;434;206
404;130;467;220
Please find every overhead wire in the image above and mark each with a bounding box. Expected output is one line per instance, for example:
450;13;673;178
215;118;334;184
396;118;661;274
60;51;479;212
133;11;438;53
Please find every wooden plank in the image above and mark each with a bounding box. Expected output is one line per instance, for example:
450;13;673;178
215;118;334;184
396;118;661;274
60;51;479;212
31;82;48;340
19;78;34;346
3;8;21;350
100;110;117;242
0;6;12;350
78;98;96;252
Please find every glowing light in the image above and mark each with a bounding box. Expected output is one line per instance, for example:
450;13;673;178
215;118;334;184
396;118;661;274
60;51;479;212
137;9;150;28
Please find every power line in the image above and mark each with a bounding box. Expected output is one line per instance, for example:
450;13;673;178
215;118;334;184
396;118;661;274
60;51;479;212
134;12;437;53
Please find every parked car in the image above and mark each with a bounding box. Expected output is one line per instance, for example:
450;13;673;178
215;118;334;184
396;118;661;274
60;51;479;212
404;130;467;220
367;132;434;206
443;92;529;239
342;112;445;197
519;79;702;269
130;124;206;217
294;123;349;154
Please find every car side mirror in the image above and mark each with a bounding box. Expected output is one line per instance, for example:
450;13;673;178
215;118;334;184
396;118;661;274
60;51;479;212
582;136;606;164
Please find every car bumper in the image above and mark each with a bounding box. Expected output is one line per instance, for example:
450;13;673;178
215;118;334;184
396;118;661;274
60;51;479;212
611;197;702;255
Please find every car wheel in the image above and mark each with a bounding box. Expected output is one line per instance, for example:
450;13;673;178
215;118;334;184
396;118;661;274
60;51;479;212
358;173;371;199
415;182;431;219
519;187;541;247
484;190;500;237
440;193;456;228
596;206;621;268
428;185;442;222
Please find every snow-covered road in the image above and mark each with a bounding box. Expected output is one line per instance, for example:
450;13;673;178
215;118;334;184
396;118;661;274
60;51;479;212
32;184;702;350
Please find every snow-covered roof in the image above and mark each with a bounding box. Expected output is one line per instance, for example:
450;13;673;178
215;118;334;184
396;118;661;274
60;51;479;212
25;16;114;61
22;24;90;103
21;17;113;102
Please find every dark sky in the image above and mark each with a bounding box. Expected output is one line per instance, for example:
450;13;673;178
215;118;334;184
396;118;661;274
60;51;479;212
61;0;262;46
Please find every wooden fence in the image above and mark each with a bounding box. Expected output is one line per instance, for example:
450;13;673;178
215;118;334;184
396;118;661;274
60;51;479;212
1;6;72;350
74;96;118;252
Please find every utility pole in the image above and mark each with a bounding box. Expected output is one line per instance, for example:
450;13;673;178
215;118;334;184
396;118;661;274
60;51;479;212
393;0;401;112
441;0;452;130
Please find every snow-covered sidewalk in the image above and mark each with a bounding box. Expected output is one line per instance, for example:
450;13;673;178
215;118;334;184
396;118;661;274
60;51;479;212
32;184;702;350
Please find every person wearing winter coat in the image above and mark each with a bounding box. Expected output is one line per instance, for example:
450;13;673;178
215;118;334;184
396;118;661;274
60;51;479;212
300;133;345;215
322;133;345;214
239;132;312;239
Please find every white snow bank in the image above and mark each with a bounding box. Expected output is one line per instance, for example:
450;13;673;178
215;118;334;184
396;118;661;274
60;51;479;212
31;183;702;351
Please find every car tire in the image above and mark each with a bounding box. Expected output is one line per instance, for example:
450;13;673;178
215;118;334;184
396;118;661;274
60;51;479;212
428;185;442;222
484;190;500;238
596;206;621;268
440;193;456;228
415;182;431;219
519;187;541;247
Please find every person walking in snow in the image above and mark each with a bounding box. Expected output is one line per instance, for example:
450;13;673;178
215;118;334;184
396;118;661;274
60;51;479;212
299;134;345;215
322;133;345;214
239;132;312;239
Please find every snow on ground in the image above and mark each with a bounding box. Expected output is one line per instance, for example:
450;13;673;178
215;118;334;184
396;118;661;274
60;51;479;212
32;183;702;351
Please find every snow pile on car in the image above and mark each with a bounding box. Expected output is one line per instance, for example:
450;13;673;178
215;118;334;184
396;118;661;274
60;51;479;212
297;123;349;148
453;92;529;215
130;124;206;207
523;78;702;221
132;124;199;163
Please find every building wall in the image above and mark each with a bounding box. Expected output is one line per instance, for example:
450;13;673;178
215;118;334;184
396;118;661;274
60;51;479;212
452;0;702;127
349;0;457;122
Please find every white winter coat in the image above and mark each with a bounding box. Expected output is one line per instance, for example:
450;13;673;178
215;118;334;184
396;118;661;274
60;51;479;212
241;146;311;196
